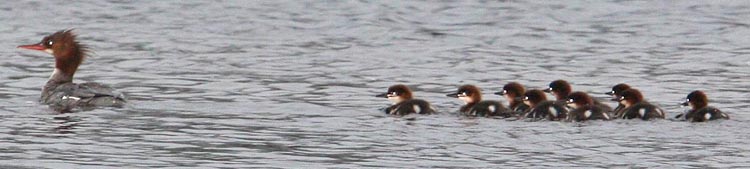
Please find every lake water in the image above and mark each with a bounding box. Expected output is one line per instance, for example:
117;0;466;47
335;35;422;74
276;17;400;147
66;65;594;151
1;0;750;168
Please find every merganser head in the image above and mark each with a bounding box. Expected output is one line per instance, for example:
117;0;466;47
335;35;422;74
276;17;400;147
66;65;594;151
495;82;525;102
567;91;593;109
544;80;571;101
18;30;87;83
683;90;708;109
606;83;631;101
447;85;482;104
376;84;413;104
523;89;547;107
618;89;644;108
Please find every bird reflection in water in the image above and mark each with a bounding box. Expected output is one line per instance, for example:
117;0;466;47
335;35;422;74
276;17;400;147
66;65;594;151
52;115;81;134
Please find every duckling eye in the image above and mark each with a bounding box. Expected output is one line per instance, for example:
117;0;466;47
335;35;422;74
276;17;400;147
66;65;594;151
568;99;574;103
523;96;529;101
619;96;625;101
686;99;690;102
503;90;508;94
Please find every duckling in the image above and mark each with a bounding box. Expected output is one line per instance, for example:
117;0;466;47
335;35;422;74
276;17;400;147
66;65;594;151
566;92;611;122
605;83;631;118
544;80;612;112
522;89;568;121
448;85;512;117
494;82;530;114
377;84;435;115
677;90;729;122
618;89;665;120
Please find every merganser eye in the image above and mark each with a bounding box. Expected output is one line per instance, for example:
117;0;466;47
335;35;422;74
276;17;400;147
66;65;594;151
47;40;54;46
523;96;529;101
391;92;397;95
568;99;574;103
619;96;625;101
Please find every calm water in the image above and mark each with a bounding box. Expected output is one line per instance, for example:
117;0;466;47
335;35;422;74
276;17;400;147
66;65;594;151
1;0;750;168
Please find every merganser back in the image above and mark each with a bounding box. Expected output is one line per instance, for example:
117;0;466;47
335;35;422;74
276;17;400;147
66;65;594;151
377;84;435;115
447;85;511;117
17;30;126;111
566;92;611;122
617;89;665;120
522;89;568;121
544;79;612;112
678;90;729;122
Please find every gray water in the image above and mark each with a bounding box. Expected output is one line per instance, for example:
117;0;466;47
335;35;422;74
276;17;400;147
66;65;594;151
1;0;750;168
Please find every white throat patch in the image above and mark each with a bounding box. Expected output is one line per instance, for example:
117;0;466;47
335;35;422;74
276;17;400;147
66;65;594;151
387;96;404;105
458;96;473;104
49;68;63;80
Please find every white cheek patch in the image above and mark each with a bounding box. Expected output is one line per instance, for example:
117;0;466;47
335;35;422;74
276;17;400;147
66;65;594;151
413;105;421;113
488;105;496;113
44;49;54;54
459;96;472;103
387;96;403;104
567;103;577;109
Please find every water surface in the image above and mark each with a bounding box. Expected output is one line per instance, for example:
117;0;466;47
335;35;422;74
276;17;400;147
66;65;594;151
1;0;749;168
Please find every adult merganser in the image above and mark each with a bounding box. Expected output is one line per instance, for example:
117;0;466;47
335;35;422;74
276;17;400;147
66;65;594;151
447;85;511;117
617;89;665;120
494;82;530;114
677;90;729;122
17;30;126;110
376;84;435;115
566;92;611;122
522;89;568;121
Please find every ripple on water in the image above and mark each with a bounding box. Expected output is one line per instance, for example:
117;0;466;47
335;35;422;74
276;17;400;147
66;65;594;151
1;0;750;168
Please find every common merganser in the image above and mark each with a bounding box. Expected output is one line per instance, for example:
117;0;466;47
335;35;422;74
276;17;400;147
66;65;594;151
522;89;568;121
447;85;511;117
617;89;665;120
544;79;612;112
494;82;530;114
566;92;611;122
677;90;729;122
605;83;631;118
17;30;126;111
376;84;435;115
